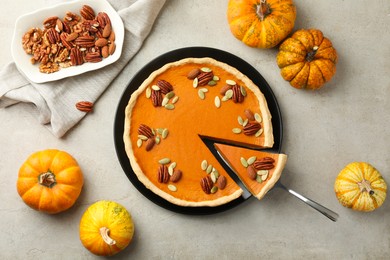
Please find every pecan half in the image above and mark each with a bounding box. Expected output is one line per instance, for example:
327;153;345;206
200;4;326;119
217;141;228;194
43;16;58;29
243;122;261;136
60;33;73;50
80;5;96;20
70;47;84;66
85;52;102;63
96;12;111;28
253;157;275;170
75;101;93;112
138;124;154;138
157;80;173;95
46;28;60;44
74;35;95;48
83;20;100;33
157;165;170;183
151;89;162;107
64;11;81;26
232;84;244;103
197;71;214;86
200;176;214;194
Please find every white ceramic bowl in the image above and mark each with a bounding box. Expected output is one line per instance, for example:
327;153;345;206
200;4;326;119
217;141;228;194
11;0;124;83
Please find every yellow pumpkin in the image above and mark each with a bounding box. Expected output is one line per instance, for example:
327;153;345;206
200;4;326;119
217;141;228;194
17;149;84;214
227;0;296;49
335;162;387;212
276;28;338;89
79;200;134;256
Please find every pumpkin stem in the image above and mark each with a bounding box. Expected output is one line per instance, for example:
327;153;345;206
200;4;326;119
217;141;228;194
306;46;319;62
38;172;56;188
256;0;270;21
358;179;375;195
99;227;116;246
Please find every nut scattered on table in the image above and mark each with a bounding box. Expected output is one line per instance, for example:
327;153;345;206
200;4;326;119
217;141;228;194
21;5;116;74
76;101;93;112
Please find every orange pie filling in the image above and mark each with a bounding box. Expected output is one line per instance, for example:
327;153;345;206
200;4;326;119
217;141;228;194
124;57;277;207
215;143;287;200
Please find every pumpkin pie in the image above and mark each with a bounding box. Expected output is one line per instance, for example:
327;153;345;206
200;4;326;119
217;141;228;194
123;57;276;207
214;143;287;200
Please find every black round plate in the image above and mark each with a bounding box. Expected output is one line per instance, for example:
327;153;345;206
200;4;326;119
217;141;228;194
114;47;283;215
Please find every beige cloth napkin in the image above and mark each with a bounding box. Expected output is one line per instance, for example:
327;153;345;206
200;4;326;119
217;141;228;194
0;0;166;137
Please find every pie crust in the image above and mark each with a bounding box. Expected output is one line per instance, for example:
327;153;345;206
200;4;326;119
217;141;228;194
215;143;287;200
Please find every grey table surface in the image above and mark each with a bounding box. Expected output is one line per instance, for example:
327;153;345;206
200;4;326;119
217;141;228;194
1;0;389;259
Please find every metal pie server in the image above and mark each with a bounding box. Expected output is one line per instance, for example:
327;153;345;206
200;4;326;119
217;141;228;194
215;150;339;222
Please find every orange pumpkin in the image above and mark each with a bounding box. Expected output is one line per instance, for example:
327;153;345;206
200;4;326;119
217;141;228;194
227;0;296;49
79;200;134;256
17;149;84;214
276;29;338;90
335;162;387;212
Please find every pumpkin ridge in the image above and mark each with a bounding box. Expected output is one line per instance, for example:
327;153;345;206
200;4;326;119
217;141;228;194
310;30;324;49
350;193;361;208
263;18;278;48
279;38;307;56
292;31;314;51
310;61;327;85
20;162;40;178
48;150;62;173
55;166;82;180
337;175;360;184
336;188;358;195
290;62;309;88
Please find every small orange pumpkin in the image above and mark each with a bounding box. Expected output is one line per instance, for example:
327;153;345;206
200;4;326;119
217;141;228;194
335;162;387;212
227;0;296;49
79;200;135;256
17;149;84;214
276;29;338;89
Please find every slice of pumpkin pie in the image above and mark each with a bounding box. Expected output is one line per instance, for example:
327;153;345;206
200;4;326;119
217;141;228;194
214;143;287;200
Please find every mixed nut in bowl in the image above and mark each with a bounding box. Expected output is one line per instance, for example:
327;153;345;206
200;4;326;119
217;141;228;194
11;0;124;83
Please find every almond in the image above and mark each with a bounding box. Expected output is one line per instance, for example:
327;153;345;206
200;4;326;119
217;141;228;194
170;169;182;183
108;42;116;55
247;165;257;180
145;138;155;151
102;23;112;38
66;32;79;42
220;84;232;95
95;38;108;47
187;68;201;79
101;46;109;58
109;31;116;42
216;175;227;190
244;109;255;121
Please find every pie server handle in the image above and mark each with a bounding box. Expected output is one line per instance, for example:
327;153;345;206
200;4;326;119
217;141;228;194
275;181;339;222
